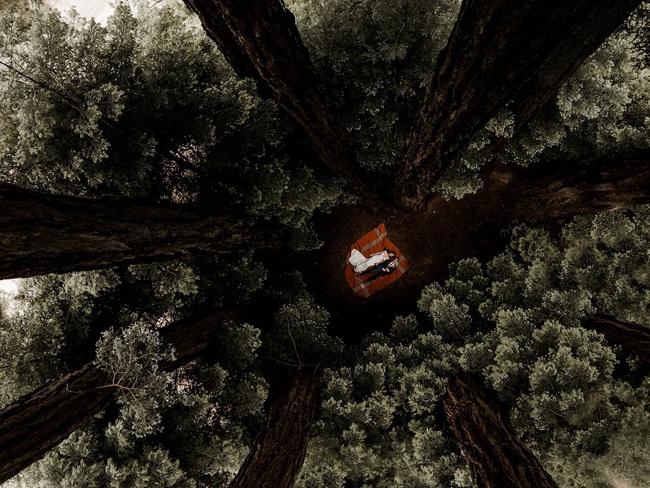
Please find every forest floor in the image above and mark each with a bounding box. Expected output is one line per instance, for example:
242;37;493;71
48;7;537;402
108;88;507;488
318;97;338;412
297;177;514;341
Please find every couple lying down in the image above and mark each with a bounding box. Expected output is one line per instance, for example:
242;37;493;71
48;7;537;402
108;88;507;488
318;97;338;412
349;248;398;278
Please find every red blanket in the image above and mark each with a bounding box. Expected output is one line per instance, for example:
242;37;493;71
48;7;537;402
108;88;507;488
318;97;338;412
344;224;408;297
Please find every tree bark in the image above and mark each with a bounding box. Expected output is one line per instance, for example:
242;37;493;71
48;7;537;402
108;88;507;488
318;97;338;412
443;376;559;488
183;1;267;95
583;314;650;365
496;153;650;221
509;0;642;131
0;310;238;483
183;0;356;184
0;183;280;279
396;0;641;209
229;372;320;488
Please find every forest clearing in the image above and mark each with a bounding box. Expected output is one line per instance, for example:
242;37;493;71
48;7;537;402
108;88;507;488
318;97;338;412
0;0;649;487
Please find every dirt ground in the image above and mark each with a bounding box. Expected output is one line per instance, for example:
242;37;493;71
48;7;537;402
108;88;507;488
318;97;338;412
297;181;513;340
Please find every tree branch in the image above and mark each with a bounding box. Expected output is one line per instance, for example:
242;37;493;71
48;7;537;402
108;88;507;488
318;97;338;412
396;0;641;209
583;314;650;365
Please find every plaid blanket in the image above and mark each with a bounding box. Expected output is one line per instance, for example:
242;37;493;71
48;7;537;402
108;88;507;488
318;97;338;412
344;223;408;297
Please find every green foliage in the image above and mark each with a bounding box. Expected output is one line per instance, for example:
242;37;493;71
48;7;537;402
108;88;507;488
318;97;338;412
0;3;238;195
244;163;345;250
297;207;650;487
1;1;649;487
561;209;650;323
0;259;209;408
0;1;342;245
290;0;460;171
8;318;268;488
95;323;176;438
418;284;472;342
0;270;123;406
268;295;344;368
422;207;650;485
126;262;199;312
625;2;650;67
543;380;650;488
299;315;461;487
8;429;195;488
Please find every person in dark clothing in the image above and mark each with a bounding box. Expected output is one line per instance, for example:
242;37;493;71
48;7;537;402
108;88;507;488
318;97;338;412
365;258;398;278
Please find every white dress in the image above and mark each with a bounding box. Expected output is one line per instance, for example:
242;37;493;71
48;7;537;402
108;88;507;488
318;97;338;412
349;249;390;274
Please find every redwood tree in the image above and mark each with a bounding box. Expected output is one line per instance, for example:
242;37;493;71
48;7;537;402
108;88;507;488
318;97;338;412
396;0;642;209
0;0;648;486
182;0;356;183
443;376;559;488
3;151;649;282
229;372;321;488
0;310;238;484
0;183;280;279
492;152;650;221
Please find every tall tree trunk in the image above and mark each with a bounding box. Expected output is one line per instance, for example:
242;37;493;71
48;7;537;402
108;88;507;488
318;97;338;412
183;1;268;95
183;0;357;184
229;372;320;488
496;153;650;221
584;314;650;365
443;376;559;488
396;0;641;209
0;183;279;279
0;310;237;483
508;1;643;131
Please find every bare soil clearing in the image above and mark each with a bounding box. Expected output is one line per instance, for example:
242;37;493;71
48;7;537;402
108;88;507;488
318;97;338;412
301;180;513;338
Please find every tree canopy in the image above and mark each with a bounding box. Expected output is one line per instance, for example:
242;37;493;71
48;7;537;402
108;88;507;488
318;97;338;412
0;0;649;487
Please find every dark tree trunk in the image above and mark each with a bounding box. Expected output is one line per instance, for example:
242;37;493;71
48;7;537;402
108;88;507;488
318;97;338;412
0;183;279;279
0;311;237;483
495;153;650;221
396;0;641;209
443;376;559;488
229;372;320;488
183;1;267;95
508;1;643;131
584;314;650;365
183;0;356;183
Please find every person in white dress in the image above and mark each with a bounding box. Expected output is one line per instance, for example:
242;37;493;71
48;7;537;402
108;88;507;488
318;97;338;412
349;248;395;274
